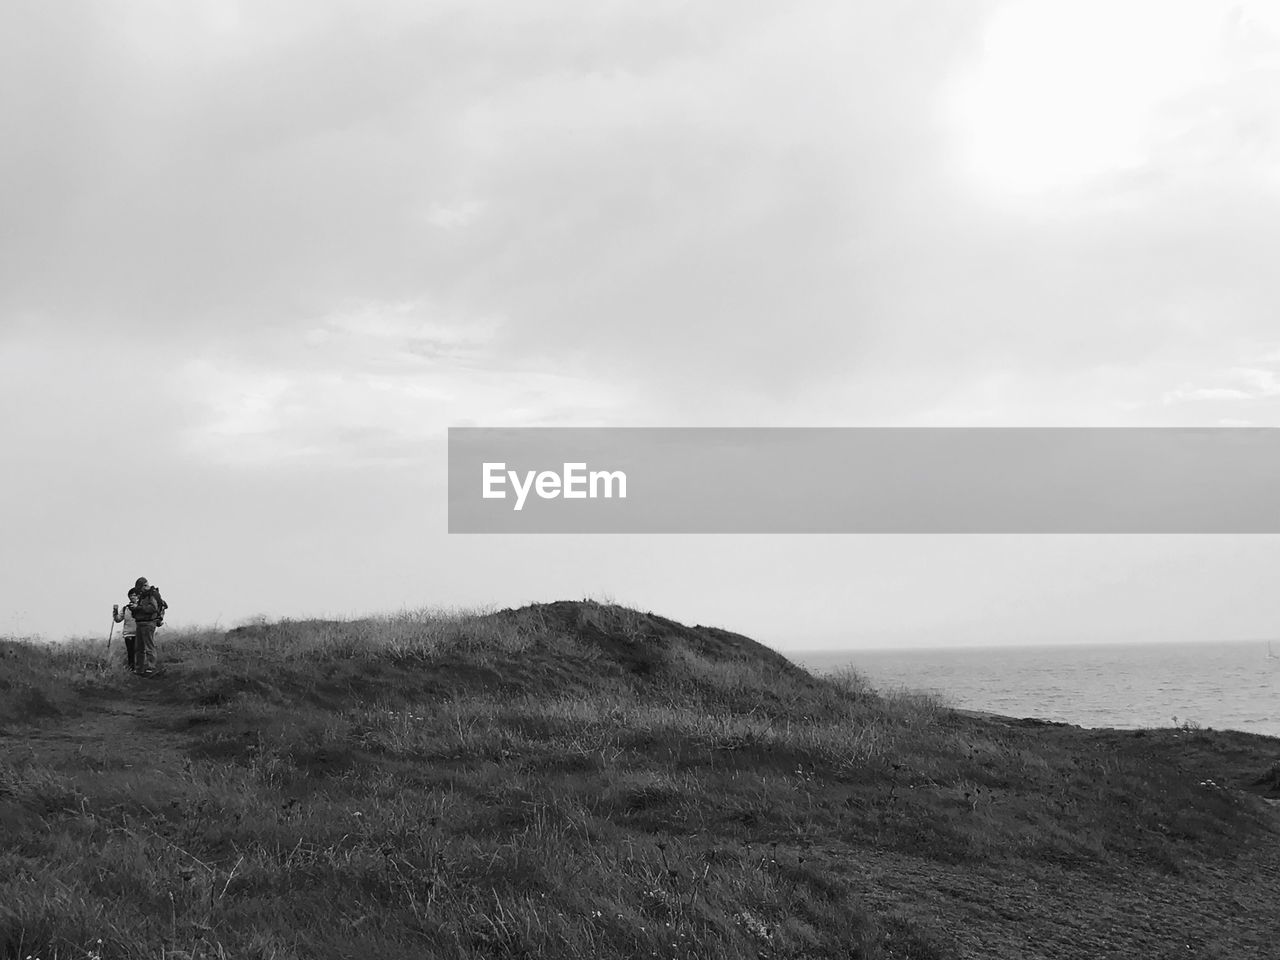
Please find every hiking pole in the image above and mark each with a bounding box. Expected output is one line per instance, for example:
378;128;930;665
107;618;115;655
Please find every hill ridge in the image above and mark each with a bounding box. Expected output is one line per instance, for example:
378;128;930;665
4;603;1280;959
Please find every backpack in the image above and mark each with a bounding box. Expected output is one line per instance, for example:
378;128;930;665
151;587;168;625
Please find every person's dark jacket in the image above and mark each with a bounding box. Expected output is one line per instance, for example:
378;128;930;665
133;593;162;623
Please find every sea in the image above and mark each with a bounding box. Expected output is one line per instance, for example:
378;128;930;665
789;640;1280;739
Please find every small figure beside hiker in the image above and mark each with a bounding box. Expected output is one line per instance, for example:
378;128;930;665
113;577;167;675
112;589;142;671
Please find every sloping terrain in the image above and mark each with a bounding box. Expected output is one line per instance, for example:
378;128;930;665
3;601;1280;959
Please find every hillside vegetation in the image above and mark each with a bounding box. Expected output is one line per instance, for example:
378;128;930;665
3;601;1280;959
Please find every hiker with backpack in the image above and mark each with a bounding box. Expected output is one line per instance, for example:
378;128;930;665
131;577;167;676
112;589;142;672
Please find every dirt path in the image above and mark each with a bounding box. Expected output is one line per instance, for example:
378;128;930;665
8;672;195;777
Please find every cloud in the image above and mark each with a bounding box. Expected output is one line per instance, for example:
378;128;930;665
1164;386;1255;403
4;0;1280;435
0;0;995;397
172;300;634;465
947;0;1280;204
11;0;1280;647
424;200;486;230
307;299;500;360
1161;347;1280;413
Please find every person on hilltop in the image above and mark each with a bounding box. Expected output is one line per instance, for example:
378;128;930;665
135;577;168;626
131;576;168;676
111;588;141;672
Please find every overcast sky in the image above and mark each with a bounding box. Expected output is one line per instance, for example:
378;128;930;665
6;0;1280;649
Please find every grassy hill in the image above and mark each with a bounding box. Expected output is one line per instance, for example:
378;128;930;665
3;601;1280;959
